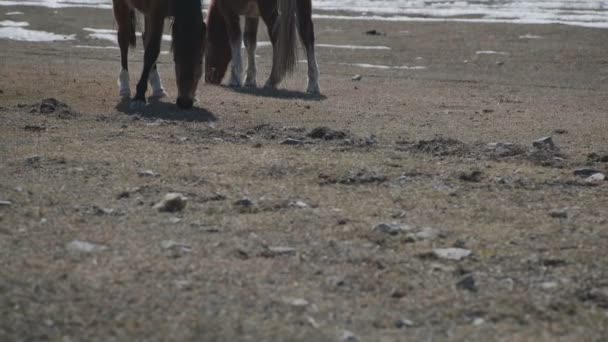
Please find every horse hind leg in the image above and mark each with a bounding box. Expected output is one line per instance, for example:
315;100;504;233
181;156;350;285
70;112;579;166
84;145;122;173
225;13;244;87
296;0;320;95
142;31;167;98
113;1;136;97
244;17;259;88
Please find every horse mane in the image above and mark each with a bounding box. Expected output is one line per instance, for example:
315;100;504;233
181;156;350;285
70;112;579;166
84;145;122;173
171;0;204;54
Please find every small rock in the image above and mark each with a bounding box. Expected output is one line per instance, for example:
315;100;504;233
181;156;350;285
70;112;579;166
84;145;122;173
472;318;485;326
374;223;410;236
412;227;441;241
456;274;478;292
66;240;108;253
540;281;559;290
93;206;115;215
554;129;568;135
365;134;378;146
390;288;406;298
532;136;556;150
262;246;297;257
549;209;568;219
574;168;601;177
394;318;415;328
585;173;605;185
283;297;309;307
365;29;383;36
289;200;309;208
168;217;182;224
234;198;253;207
340;330;358;342
138;169;160;177
459;170;483;182
154;193;188;212
160;240;192;257
0;200;12;207
432;248;472;261
352;75;362;81
280;138;304;145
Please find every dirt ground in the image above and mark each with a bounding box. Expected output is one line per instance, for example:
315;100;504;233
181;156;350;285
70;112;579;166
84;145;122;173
1;5;608;342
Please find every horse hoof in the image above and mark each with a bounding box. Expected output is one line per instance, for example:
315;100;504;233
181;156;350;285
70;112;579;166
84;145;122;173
119;89;131;98
176;97;194;109
130;99;146;111
306;87;321;96
150;89;167;99
228;81;242;88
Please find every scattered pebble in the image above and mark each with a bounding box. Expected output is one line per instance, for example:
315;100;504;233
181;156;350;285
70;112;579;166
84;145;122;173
280;138;304;145
168;217;182;224
283;297;309;307
373;223;411;236
456;274;478;292
160;240;192;257
459;170;483;182
234;198;253;207
411;227;441;241
532;136;556;150
262;246;297;257
0;200;12;207
340;330;358;342
365;29;383;36
24;124;46;132
549;209;568;219
138;169;160;177
25;155;41;165
472;318;485;326
394;318;415;328
587;152;608;163
574;168;601;177
432;248;472;261
554;129;568;135
585;173;605;185
288;200;309;208
154;193;188;212
66;240;108;253
540;281;559;290
352;75;362;81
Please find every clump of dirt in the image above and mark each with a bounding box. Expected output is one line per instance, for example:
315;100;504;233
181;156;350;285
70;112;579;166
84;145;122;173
27;98;80;119
412;137;469;156
526;142;566;168
307;126;348;140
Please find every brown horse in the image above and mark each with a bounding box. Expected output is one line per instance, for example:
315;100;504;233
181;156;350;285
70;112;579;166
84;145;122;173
204;0;320;95
112;0;206;109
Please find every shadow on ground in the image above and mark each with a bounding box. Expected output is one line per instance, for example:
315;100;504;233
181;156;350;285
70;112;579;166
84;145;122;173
228;85;327;101
116;98;217;122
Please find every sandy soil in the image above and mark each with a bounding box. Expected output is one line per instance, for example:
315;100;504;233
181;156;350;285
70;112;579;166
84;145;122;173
1;5;608;342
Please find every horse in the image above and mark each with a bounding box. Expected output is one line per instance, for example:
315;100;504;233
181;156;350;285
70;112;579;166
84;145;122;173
112;0;206;109
204;0;320;95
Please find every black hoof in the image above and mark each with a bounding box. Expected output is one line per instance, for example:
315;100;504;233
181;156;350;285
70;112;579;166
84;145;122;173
176;97;194;109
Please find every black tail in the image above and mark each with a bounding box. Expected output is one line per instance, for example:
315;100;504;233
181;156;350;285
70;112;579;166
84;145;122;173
129;10;137;47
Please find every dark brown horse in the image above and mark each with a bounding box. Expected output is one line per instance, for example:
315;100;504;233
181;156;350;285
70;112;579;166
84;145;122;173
112;0;206;109
204;0;320;95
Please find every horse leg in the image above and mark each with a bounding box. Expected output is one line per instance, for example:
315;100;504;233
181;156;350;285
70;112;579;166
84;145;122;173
142;31;167;99
296;0;320;95
258;5;279;89
224;13;243;87
243;17;259;88
131;13;164;110
113;0;136;98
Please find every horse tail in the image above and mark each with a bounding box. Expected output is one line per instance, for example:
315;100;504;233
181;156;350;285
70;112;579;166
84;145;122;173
274;0;298;79
128;9;137;47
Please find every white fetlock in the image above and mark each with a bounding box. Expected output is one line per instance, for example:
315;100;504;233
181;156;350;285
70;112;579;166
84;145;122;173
118;69;131;98
148;68;167;98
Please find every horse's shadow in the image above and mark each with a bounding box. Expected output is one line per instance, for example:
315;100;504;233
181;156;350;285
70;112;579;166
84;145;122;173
228;86;327;101
116;98;217;122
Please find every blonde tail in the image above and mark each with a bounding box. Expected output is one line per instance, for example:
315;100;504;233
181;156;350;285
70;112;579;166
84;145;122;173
273;0;297;81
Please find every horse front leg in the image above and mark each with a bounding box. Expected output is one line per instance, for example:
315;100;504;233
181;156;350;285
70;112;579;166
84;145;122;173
296;0;320;95
224;13;243;87
243;17;259;88
113;0;135;97
142;31;167;99
131;13;164;110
